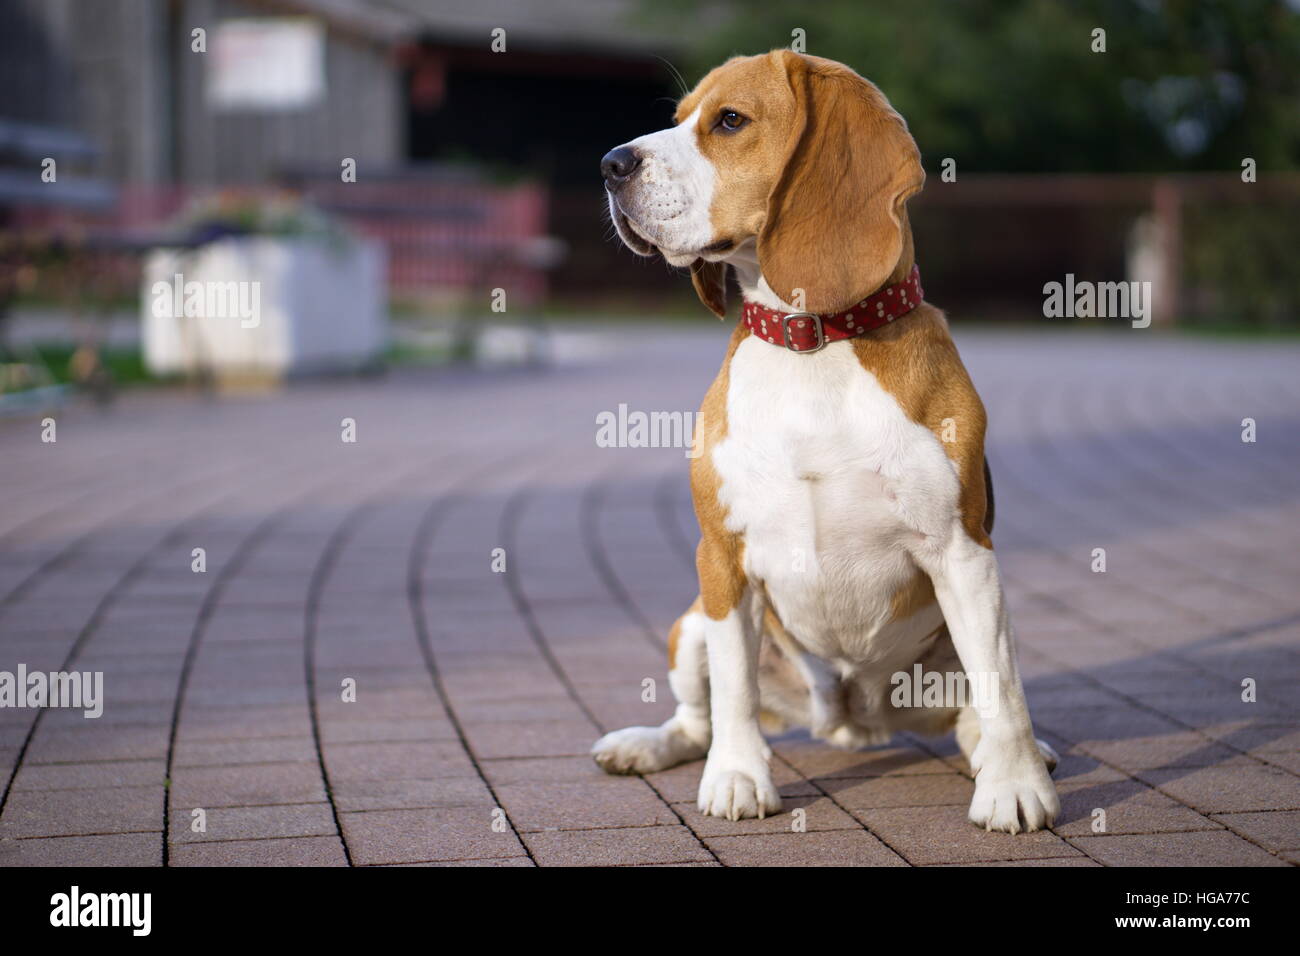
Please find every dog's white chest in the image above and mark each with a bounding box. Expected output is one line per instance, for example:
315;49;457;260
711;337;955;663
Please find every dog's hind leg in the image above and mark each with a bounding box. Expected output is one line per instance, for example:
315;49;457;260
790;650;887;750
592;599;711;775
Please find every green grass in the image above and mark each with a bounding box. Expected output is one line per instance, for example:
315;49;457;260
15;344;159;387
5;341;460;397
1175;320;1300;340
384;341;452;364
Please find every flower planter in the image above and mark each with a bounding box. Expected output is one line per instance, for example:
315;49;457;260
142;236;386;381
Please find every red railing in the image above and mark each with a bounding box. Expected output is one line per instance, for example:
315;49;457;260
9;177;555;304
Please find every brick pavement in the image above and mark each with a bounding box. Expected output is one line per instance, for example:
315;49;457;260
0;325;1297;866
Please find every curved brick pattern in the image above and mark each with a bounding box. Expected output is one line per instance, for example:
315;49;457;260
0;328;1297;866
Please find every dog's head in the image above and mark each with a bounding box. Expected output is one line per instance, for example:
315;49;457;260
602;50;924;317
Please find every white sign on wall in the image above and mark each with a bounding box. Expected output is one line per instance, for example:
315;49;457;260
208;18;325;110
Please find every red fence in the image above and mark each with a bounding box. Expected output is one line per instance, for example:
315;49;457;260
9;176;556;305
297;177;551;302
9;172;1299;326
548;173;1300;327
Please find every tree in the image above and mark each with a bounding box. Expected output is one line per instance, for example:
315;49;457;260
643;0;1300;173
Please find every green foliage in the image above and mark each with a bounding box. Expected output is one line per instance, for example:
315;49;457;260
28;345;155;386
1184;201;1300;327
173;190;355;247
645;0;1300;173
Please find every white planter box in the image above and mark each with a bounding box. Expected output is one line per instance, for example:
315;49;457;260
142;237;386;378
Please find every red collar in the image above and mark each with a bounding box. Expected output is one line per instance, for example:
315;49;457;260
741;265;923;353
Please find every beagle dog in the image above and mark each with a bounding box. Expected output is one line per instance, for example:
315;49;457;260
592;51;1060;834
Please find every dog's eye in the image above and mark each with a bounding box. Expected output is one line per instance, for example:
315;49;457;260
718;110;747;132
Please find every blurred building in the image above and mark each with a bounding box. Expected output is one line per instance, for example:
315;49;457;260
3;0;1291;324
1;0;407;185
0;0;681;303
1;0;679;184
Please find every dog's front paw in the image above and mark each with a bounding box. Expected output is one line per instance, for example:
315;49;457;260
968;752;1059;834
697;761;781;821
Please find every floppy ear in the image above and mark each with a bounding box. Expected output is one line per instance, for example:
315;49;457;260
758;53;925;313
691;258;728;318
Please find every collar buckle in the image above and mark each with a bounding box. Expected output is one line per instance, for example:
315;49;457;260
781;312;825;353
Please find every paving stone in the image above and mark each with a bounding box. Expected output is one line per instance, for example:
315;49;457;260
169;763;327;809
71;701;185;732
171;836;347;866
1142;692;1295;725
1210;810;1300;852
495;780;678;831
172;736;317;767
640;860;723;867
177;703;313;740
1067;830;1290;867
315;686;446;721
819;773;973;810
12;759;166;791
317;716;459;745
391;856;535;867
461;718;599;759
1258;751;1300;775
452;695;589;723
1078;732;1249;771
26;724;170;764
438;670;571;703
1053;769;1221;836
0;785;162;838
3;332;1298;867
1203;721;1300;753
0;722;33;745
583;697;677;732
706;829;906;866
1134;764;1300;814
341;808;526;865
481;755;611;786
322;740;479;782
1031;705;1188;744
0;832;161;866
854;805;1083;865
332;777;496;812
169;803;336;844
933;855;1103;866
522;824;713;866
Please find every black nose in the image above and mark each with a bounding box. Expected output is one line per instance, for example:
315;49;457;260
601;146;642;187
